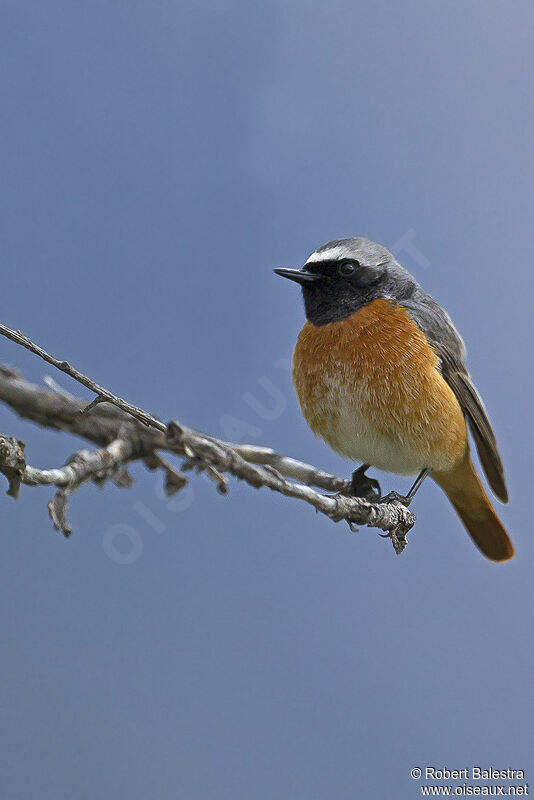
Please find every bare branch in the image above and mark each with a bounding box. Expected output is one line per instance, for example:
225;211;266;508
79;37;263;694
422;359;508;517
0;433;139;536
0;323;166;431
0;366;162;451
0;368;347;490
230;444;351;493
0;328;417;554
165;421;413;552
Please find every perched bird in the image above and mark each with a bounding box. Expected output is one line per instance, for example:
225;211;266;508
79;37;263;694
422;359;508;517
275;238;513;561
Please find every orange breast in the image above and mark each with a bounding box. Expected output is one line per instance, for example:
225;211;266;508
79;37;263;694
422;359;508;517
292;299;467;475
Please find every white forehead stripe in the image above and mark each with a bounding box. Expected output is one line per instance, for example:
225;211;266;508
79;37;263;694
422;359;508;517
306;245;352;264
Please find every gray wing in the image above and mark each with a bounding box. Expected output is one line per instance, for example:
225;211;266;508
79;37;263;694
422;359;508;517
402;290;508;503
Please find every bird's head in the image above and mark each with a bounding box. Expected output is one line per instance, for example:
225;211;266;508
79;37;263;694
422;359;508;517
275;238;415;325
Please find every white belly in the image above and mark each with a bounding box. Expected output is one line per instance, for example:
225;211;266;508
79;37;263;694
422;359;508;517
313;381;426;475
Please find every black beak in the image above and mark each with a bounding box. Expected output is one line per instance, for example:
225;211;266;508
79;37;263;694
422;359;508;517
273;268;321;285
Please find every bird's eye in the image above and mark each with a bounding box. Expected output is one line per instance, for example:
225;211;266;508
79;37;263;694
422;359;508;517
338;260;357;277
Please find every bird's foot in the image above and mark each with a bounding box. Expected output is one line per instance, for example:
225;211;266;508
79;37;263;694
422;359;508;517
378;490;412;507
378;469;431;507
348;464;381;502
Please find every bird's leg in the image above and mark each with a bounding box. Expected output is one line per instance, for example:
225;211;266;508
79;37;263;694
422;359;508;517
348;464;381;501
378;468;432;506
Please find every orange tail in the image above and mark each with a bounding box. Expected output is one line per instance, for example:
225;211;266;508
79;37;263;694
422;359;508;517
432;455;514;562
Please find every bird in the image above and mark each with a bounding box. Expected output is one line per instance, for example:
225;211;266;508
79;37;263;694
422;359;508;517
274;238;514;562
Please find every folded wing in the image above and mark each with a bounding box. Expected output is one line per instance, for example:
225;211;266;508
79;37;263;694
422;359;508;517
401;290;508;503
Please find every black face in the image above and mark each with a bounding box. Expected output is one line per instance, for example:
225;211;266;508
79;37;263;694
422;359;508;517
292;257;389;325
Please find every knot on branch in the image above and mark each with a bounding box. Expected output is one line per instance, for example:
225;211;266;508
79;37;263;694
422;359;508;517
0;434;26;498
167;420;229;493
325;493;415;554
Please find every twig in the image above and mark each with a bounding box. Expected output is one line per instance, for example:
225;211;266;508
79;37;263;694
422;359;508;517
0;323;166;432
144;453;188;496
0;434;138;536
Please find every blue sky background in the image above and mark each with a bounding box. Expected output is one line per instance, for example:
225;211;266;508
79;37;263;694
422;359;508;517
1;1;533;798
